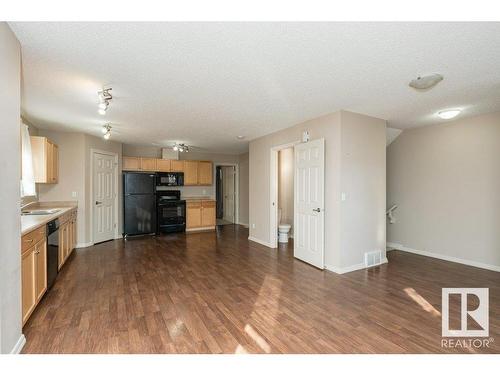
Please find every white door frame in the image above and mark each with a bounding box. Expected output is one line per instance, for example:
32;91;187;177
89;148;119;244
269;140;301;248
214;162;239;225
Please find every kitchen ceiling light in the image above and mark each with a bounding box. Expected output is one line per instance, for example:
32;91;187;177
97;88;112;115
236;135;245;140
102;124;112;139
437;109;461;120
409;74;443;90
172;143;189;153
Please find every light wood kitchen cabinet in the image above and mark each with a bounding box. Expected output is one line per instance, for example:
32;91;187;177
186;201;202;229
186;200;216;231
121;157;214;186
170;160;184;172
140;157;157;171
156;159;171;172
201;200;216;227
21;246;36;325
184;160;199;185
198;161;213;185
123;156;140;170
21;227;47;326
58;209;77;270
30;136;59;184
34;239;47;303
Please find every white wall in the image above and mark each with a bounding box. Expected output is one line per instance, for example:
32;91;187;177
387;111;500;269
0;22;23;354
249;110;386;271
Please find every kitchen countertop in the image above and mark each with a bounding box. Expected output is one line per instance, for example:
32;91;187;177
183;196;215;201
21;201;78;235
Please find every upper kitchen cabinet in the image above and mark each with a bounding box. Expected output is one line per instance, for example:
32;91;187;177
198;161;213;185
123;156;157;171
122;156;140;170
30;136;58;184
183;160;199;185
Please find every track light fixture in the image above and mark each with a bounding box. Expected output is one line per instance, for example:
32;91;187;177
102;123;112;140
97;88;113;115
173;143;189;153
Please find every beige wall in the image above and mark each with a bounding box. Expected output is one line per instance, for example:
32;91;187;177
123;144;250;224
36;130;123;245
278;147;294;230
340;111;386;268
238;152;249;225
387;111;500;269
0;22;22;353
249;111;342;267
249;110;386;271
37;130;87;244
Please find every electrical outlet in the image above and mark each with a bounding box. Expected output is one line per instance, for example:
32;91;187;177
71;191;78;198
341;192;346;201
252;223;256;229
202;189;207;195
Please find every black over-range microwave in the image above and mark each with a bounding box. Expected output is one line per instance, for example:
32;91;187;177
156;172;184;187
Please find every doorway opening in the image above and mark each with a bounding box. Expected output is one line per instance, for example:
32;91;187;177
270;141;300;248
216;165;237;226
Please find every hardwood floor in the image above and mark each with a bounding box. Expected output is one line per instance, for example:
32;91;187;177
22;225;500;354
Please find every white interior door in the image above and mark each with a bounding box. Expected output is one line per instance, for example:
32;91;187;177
93;152;116;244
223;166;235;223
294;138;325;268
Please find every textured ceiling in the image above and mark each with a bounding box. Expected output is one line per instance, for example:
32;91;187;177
10;22;500;154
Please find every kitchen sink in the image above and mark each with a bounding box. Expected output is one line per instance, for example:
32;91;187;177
21;209;61;216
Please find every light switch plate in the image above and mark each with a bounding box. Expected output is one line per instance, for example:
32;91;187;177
71;191;78;198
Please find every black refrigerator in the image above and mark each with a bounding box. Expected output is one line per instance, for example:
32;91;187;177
123;172;157;236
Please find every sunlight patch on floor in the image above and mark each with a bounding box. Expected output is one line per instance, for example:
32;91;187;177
404;287;441;317
244;324;271;353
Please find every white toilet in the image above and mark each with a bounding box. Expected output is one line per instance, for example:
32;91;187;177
278;209;292;243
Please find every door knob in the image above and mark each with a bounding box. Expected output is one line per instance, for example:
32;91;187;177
313;208;321;212
95;201;102;205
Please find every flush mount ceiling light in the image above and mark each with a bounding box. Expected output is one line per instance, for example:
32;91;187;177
409;74;444;90
437;109;461;120
97;88;113;115
173;143;189;153
102;123;112;140
236;135;246;140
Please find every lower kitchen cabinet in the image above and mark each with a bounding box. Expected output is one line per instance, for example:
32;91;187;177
21;234;47;325
21;208;77;326
186;200;216;231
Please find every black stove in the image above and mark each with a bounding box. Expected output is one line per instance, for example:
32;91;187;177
156;190;186;234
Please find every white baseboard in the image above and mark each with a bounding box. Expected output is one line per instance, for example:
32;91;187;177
10;334;26;354
76;242;93;249
386;242;500;273
325;257;388;275
248;236;275;248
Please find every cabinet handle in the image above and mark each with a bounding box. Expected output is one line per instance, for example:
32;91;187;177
25;238;34;243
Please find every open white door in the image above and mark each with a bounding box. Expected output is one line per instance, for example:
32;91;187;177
93;152;116;244
294;138;325;269
223;166;235;223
